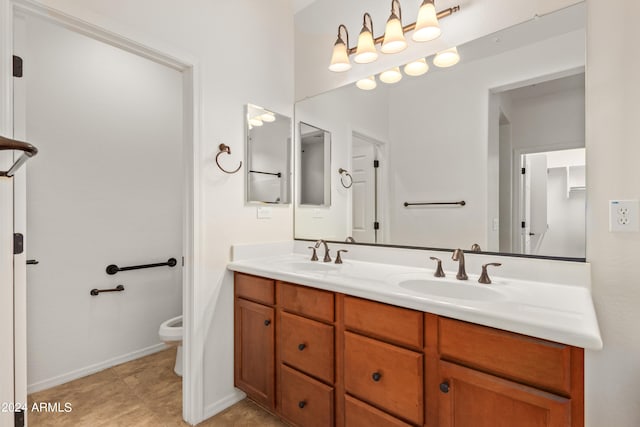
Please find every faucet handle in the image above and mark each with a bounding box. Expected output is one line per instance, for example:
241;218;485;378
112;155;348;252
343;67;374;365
307;246;318;261
478;263;502;284
429;256;445;277
471;243;481;252
335;249;348;264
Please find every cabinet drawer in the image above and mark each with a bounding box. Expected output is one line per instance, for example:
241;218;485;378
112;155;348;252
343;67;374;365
438;317;572;395
235;273;275;305
280;365;334;427
279;282;334;323
345;395;412;427
344;296;423;349
281;312;334;384
344;332;423;425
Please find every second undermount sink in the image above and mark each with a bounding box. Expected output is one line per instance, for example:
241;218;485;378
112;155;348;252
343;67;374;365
398;279;505;301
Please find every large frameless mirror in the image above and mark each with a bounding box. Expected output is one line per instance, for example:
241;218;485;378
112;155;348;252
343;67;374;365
294;3;586;259
245;104;292;205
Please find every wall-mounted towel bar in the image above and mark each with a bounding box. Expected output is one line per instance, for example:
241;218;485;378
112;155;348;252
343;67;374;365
90;285;125;296
0;135;39;177
249;170;282;178
403;200;466;207
106;258;177;275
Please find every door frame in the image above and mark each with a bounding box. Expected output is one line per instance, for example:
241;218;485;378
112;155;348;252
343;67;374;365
0;0;205;424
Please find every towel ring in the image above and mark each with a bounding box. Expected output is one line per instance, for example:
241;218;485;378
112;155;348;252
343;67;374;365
338;168;353;189
216;143;242;174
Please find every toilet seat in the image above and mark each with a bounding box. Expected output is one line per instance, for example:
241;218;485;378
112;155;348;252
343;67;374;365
159;315;183;342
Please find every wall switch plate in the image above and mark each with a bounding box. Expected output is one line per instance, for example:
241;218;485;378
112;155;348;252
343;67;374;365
609;200;639;232
312;208;324;219
257;207;272;219
492;218;499;231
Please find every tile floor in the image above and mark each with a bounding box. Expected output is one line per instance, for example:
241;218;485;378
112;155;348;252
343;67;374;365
27;348;287;426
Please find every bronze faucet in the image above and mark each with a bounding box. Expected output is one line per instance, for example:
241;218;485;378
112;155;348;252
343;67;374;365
315;240;331;262
429;257;445;277
307;246;318;261
335;249;348;264
451;249;468;280
478;263;502;284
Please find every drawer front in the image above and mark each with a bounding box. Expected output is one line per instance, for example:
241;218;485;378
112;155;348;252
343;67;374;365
344;296;423;349
279;282;334;323
281;311;334;384
345;395;412;427
438;317;572;395
235;273;275;305
280;365;334;427
344;332;423;425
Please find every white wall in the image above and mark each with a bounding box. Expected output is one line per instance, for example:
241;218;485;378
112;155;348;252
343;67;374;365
21;13;183;391
14;0;294;422
585;1;640;426
386;30;584;249
295;84;389;240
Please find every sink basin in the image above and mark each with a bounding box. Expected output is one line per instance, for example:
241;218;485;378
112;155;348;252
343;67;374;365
398;279;504;301
287;262;340;273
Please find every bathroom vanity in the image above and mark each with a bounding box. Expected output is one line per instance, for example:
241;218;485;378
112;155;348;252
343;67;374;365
229;247;601;427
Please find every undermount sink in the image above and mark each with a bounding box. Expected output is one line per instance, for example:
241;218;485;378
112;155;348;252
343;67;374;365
287;262;340;273
398;279;505;301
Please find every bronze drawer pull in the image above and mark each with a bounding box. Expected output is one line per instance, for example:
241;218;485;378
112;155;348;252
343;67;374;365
440;382;450;393
264;319;271;326
298;401;306;409
372;372;382;382
298;343;306;351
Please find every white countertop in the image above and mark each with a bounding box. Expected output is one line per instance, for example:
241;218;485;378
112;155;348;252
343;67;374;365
228;252;603;350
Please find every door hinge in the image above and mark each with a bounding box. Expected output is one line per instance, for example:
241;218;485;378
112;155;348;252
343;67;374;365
13;55;23;78
521;167;526;175
373;160;379;168
15;409;25;427
14;233;24;255
521;221;526;229
373;222;380;230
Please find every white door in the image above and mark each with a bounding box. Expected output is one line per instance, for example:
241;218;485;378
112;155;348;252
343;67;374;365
521;154;548;254
351;136;377;243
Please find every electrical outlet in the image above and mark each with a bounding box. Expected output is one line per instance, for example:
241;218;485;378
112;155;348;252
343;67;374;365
609;200;639;232
257;207;272;219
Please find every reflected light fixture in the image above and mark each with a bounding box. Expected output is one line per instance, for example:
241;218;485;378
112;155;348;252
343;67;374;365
381;0;407;54
413;0;441;42
433;46;460;67
404;58;429;76
356;76;377;90
354;13;378;64
260;112;276;123
329;24;351;72
249;117;263;127
380;67;403;84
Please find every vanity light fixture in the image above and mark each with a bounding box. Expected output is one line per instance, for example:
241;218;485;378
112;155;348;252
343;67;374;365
433;46;460;67
356;76;377;90
379;67;403;84
260;112;276;123
329;24;351;72
328;1;460;72
381;0;407;54
354;13;378;64
404;58;429;76
413;0;441;42
249;117;263;127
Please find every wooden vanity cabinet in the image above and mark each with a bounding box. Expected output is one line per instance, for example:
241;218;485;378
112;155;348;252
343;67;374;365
234;273;276;410
233;273;584;427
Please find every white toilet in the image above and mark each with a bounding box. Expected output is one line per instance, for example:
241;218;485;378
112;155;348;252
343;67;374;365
159;315;183;376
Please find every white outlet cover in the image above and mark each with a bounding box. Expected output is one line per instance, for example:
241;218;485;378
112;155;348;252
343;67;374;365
257;207;272;219
609;200;639;232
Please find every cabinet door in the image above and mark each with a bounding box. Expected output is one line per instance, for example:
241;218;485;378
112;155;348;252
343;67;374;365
439;361;571;427
235;298;275;409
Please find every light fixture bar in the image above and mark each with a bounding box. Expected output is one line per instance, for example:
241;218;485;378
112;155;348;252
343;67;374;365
346;5;460;55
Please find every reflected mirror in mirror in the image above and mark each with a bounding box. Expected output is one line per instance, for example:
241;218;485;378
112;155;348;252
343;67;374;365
245;104;291;205
294;3;586;259
299;122;331;206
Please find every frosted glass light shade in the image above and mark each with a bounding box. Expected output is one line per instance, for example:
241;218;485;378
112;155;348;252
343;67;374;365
329;40;351;72
260;112;276;123
413;1;441;42
249;117;263;127
354;29;378;64
381;16;407;54
380;67;403;84
356;76;377;90
433;46;460;67
404;58;429;76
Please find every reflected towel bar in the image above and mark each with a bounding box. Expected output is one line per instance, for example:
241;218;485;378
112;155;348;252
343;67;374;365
106;258;177;275
249;170;282;178
90;285;125;296
404;201;466;207
0;135;39;177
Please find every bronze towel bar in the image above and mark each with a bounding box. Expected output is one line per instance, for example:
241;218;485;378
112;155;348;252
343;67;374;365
0;135;38;177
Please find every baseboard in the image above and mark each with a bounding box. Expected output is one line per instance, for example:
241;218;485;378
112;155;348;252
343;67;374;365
202;389;246;422
27;342;168;394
